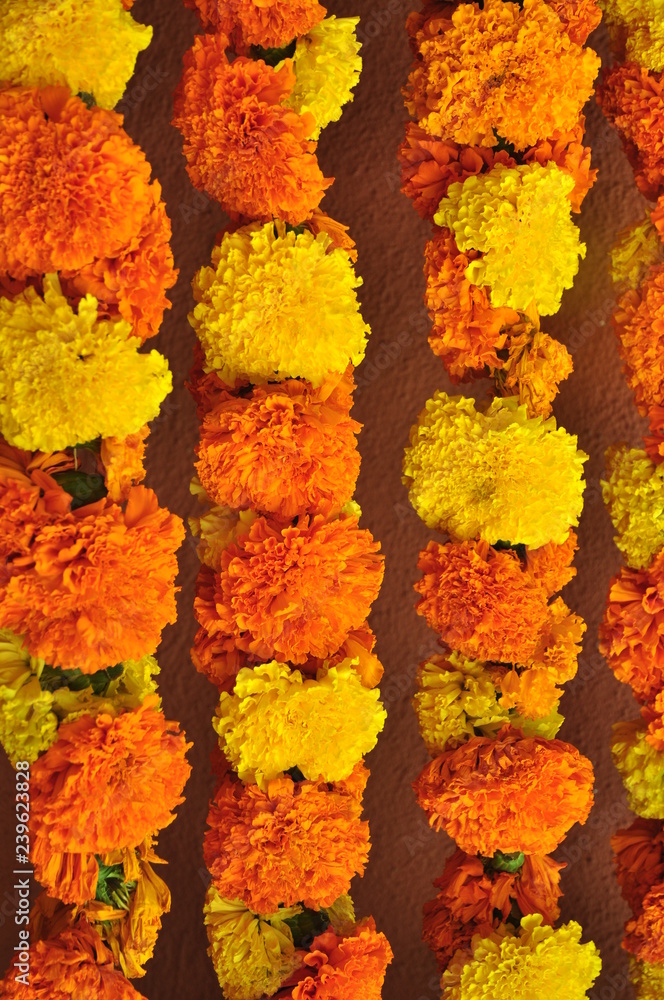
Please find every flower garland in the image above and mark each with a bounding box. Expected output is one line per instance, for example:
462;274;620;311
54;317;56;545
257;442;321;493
399;1;605;995
597;3;664;997
173;2;393;997
0;3;192;998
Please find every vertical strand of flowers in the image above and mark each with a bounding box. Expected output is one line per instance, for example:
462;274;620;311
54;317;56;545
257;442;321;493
0;3;191;998
172;2;393;997
399;1;605;996
597;4;664;998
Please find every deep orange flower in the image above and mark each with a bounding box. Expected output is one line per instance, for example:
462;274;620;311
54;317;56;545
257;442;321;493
598;64;664;201
184;0;325;49
643;693;664;751
424;228;520;380
526;531;578;597
0;86;154;278
280;919;392;999
624;886;664;963
195;513;383;664
613;819;664;913
644;404;664;463
600;550;664;702
0;486;184;671
413;728;594;855
0;922;146;999
613;262;664;414
196;373;360;519
415;538;576;666
307;210;358;263
100;428;149;503
423;850;564;969
204;765;370;913
173;33;330;223
29;697;190;904
0;441;72;560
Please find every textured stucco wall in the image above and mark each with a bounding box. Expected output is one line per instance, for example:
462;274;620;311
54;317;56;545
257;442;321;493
0;3;648;998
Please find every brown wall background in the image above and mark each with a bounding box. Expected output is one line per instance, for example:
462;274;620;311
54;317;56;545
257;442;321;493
0;3;650;998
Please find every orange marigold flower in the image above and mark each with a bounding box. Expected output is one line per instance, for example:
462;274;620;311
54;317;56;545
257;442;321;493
613;819;664;913
546;0;602;44
184;0;325;48
414;538;579;666
494;329;573;418
523;122;597;213
173;33;330;224
613;262;664;414
413;728;594;855
0;486;184;671
0;441;72;560
424;228;520;380
307;210;357;263
100;428;149;503
526;532;578;597
29;697;190;904
599;64;664;201
645;404;664;463
196;373;360;519
624;885;664;963
423;850;563;970
600;550;664;702
404;0;599;150
204;765;369;913
195;513;383;664
0;922;147;999
0;86;154;277
285;918;392;999
643;693;664;751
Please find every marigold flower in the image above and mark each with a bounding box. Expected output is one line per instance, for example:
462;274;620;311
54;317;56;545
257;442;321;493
196;373;360;518
435;163;586;315
287;917;392;1000
599;64;664;200
0;0;152;109
414;728;594;855
173;34;330;223
603;0;664;71
613;262;664;414
404;0;599;149
0;922;147;999
600;550;664;702
195;511;383;664
204;887;302;1000
184;0;325;48
204;765;370;913
215;660;386;787
495;330;573;418
403;392;586;546
281;17;361;140
613;719;664;818
0;486;184;672
645;404;664;464
526;531;578;596
631;957;664;999
642;692;664;750
0;86;154;276
191;222;367;387
441;914;601;999
614;819;664;910
423;851;563;970
101;427;149;503
602;445;664;569
610;215;664;292
414;538;583;667
0;276;171;452
546;0;602;46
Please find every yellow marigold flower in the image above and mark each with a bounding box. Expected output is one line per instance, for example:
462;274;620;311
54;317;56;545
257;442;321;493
404;0;599;148
403;392;586;547
603;0;664;71
282;16;362;140
190;222;369;388
442;914;601;999
602;445;664;569
0;0;152;109
610;215;664;292
204;885;301;1000
631;957;664;999
613;719;664;818
214;659;386;786
0;275;171;452
434;163;586;315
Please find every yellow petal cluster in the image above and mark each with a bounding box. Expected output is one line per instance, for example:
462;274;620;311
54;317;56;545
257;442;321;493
204;885;301;1000
0;275;171;452
0;0;152;109
189;489;257;571
442;914;601;999
283;17;362;139
603;0;664;71
610;215;664;292
434;163;586;316
602;445;664;569
403;393;587;547
631;958;664;1000
214;659;386;786
612;719;664;819
190;222;369;388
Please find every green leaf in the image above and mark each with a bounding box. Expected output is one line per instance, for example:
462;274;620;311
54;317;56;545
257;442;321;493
53;470;107;510
249;38;297;66
283;906;330;947
40;663;124;696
